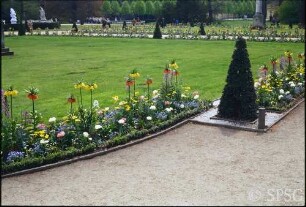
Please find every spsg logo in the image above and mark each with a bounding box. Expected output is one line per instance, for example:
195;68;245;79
267;188;303;202
248;188;304;203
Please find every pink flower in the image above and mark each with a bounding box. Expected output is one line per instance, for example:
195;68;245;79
164;101;171;106
118;118;126;125
57;131;65;138
36;123;46;130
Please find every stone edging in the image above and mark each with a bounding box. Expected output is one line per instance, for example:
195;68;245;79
189;98;304;133
1;99;303;178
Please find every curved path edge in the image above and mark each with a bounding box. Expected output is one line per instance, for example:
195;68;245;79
1;98;304;178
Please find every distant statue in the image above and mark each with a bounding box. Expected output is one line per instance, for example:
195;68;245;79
10;8;17;24
40;6;47;21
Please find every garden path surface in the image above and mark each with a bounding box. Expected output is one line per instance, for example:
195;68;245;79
1;102;305;206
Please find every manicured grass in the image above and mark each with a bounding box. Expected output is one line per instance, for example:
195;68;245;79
2;36;304;120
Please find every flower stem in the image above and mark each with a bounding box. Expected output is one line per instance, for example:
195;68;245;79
90;90;93;115
128;86;131;102
80;88;83;107
32;99;35;129
10;95;13;119
165;76;168;95
133;79;136;98
70;102;73;114
147;84;150;100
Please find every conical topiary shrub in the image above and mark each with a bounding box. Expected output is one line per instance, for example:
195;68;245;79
217;37;258;121
199;22;206;35
153;21;162;39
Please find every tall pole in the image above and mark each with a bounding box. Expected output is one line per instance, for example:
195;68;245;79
18;0;25;36
252;0;264;29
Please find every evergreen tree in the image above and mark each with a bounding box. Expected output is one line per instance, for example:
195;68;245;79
153;21;162;39
199;22;206;35
217;37;258;121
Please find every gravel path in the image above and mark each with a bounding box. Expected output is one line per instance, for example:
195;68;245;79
1;102;305;206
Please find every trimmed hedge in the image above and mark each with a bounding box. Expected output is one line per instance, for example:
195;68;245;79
4;22;61;31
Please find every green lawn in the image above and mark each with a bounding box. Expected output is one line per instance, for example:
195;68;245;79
2;36;304;120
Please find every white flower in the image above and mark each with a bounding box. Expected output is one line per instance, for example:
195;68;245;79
165;107;173;112
139;95;145;100
118;118;126;124
254;82;260;88
48;117;56;123
180;104;185;109
193;94;199;100
83;132;89;138
181;94;187;98
40;139;49;144
149;105;156;110
290;83;295;87
93;100;99;108
152;90;159;96
146;116;152;121
258;78;263;82
95;124;102;130
285;91;290;95
88;137;92;141
279;89;284;94
119;101;127;106
278;95;283;100
298;82;303;86
285;77;289;81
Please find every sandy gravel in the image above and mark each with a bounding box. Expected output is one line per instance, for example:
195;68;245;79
1;102;305;206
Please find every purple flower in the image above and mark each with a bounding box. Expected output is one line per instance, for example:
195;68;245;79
6;151;25;163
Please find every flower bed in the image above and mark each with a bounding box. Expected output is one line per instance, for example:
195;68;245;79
254;51;305;112
5;24;305;43
1;60;212;175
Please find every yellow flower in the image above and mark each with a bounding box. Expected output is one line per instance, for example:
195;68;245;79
129;69;140;78
125;104;131;111
84;83;98;91
169;63;179;69
4;85;18;97
284;51;293;57
4;90;18;96
74;82;86;89
112;96;119;102
129;72;140;78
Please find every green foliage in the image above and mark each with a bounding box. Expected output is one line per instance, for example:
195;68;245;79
153;1;162;17
121;1;131;17
218;37;258;121
111;1;121;17
145;1;155;16
277;0;302;24
134;1;146;16
176;0;207;23
153;21;162;39
101;0;112;16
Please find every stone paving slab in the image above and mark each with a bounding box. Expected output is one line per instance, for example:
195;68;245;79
191;98;304;132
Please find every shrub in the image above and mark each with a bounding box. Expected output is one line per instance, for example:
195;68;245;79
218;37;258;121
153;21;162;39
